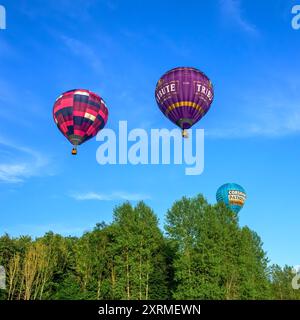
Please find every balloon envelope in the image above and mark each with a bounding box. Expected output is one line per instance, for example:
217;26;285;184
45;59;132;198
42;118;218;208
216;183;246;214
155;67;214;132
53;89;108;149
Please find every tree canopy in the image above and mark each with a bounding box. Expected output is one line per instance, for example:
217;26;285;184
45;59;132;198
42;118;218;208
0;195;298;300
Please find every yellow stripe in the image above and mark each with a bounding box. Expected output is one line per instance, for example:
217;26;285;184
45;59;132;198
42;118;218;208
165;101;205;115
84;112;96;121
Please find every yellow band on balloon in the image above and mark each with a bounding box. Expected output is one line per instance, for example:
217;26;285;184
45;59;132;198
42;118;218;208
165;101;205;115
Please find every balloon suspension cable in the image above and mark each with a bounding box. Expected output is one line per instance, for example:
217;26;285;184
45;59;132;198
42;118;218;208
182;129;189;138
71;147;77;155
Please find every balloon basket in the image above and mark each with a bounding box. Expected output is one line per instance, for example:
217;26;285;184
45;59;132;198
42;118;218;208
182;130;189;138
71;148;77;155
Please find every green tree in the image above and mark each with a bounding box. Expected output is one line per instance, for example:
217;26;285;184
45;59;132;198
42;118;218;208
270;265;300;300
112;202;169;300
0;195;299;300
166;195;270;299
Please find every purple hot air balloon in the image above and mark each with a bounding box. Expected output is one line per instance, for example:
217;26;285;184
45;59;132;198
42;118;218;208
155;67;214;137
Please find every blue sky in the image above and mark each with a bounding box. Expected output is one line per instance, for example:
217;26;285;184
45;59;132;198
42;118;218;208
0;0;299;267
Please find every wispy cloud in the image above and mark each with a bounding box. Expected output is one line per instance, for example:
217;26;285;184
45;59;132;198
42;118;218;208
0;78;50;127
207;114;300;139
103;0;118;11
20;0;97;21
61;35;103;73
0;39;18;59
219;0;258;35
0;137;51;183
207;80;300;139
70;191;151;202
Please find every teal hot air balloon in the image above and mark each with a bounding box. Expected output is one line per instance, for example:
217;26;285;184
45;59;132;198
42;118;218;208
216;183;247;214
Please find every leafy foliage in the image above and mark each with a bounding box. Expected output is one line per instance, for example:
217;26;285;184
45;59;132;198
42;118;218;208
0;195;298;300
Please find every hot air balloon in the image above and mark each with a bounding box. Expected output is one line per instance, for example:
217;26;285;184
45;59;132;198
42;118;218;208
53;89;108;155
155;67;214;138
216;183;247;214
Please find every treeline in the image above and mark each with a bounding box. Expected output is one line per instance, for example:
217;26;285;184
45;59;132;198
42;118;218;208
0;195;299;300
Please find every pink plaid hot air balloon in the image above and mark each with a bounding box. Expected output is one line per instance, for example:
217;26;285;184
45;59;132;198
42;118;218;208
53;89;108;155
